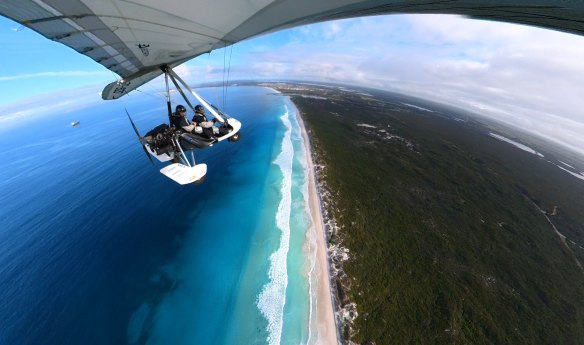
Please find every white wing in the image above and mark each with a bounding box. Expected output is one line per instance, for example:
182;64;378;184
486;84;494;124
1;0;584;99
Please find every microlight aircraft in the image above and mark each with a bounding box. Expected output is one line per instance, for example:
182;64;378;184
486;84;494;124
2;1;584;183
125;65;242;185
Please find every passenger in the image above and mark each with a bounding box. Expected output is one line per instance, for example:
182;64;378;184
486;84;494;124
170;104;197;132
191;105;216;139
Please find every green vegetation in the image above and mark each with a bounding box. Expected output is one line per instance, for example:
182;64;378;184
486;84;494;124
275;84;584;344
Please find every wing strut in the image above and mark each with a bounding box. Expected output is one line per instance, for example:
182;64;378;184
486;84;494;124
164;70;173;124
160;65;227;124
164;66;227;124
163;66;197;115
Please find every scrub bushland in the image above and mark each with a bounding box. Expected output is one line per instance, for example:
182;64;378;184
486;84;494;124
276;83;584;345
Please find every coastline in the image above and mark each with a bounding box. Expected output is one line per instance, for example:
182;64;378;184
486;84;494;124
297;110;339;345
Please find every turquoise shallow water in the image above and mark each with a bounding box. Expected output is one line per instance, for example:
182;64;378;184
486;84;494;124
281;99;313;345
0;86;312;345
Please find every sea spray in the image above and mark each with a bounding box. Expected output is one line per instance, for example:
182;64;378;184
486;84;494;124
257;106;294;345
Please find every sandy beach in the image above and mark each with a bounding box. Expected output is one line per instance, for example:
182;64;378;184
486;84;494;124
297;112;339;345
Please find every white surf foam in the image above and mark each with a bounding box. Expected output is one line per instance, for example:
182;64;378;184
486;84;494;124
559;160;576;169
556;164;584;182
291;101;317;345
299;95;327;100
403;103;433;112
257;106;294;345
489;133;544;157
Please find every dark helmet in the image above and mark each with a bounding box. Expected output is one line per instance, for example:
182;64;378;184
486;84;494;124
175;105;187;114
195;105;204;113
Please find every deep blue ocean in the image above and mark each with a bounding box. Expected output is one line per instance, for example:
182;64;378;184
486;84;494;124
0;86;314;345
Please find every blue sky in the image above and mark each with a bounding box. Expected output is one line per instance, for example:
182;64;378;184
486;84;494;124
2;14;584;155
0;18;115;104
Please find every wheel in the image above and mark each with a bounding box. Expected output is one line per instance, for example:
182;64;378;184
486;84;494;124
228;132;241;142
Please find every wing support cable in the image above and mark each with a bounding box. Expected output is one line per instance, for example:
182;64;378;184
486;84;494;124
225;44;234;110
221;42;234;110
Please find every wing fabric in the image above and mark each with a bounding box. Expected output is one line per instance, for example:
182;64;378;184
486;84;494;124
1;0;584;100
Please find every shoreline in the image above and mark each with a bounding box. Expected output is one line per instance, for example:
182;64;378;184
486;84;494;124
297;110;339;345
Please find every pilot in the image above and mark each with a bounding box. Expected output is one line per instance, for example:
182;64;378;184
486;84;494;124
171;104;197;132
192;105;216;138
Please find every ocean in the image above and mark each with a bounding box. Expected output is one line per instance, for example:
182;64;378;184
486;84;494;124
0;86;313;345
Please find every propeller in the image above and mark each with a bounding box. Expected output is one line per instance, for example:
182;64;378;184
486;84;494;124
125;108;154;165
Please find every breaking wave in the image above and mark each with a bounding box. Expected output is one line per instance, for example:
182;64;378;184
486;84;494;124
257;106;294;345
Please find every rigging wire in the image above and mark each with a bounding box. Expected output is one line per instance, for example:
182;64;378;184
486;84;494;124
222;41;227;109
220;42;234;111
207;51;222;109
135;88;165;99
225;44;234;111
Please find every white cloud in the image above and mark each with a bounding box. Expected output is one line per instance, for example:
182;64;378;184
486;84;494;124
231;14;584;156
0;70;110;81
0;84;106;131
323;22;342;39
404;14;530;44
6;14;583;156
173;64;193;78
